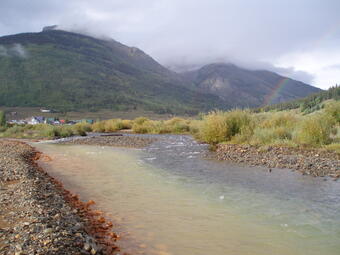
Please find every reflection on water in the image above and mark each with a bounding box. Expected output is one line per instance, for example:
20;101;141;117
34;135;340;255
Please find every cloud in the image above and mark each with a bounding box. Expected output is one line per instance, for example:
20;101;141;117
0;43;28;58
325;64;340;70
0;0;339;88
0;45;8;56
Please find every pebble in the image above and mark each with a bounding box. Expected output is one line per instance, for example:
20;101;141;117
0;140;117;254
58;135;157;148
216;144;340;178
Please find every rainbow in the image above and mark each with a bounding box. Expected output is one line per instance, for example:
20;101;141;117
262;77;290;106
262;22;340;107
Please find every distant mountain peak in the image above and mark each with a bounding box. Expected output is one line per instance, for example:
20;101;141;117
181;63;321;106
42;25;58;32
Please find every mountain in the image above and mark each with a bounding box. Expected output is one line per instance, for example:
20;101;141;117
0;28;321;114
0;28;227;114
181;63;321;108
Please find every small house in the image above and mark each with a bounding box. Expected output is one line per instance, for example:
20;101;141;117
40;109;51;113
28;116;44;125
45;117;56;124
85;119;94;124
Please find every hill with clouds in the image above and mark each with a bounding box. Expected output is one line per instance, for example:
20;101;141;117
0;28;321;114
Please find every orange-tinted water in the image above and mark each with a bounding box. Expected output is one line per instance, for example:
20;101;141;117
35;141;340;255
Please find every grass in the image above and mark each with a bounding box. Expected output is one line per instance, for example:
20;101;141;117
1;100;339;153
195;101;340;151
0;123;88;139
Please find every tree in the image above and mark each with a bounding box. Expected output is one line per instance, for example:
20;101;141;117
0;111;6;127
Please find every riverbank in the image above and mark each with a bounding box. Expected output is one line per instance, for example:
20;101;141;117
0;140;121;255
45;134;340;179
216;144;340;179
57;135;157;148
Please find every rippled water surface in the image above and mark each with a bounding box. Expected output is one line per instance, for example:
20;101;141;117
34;135;340;255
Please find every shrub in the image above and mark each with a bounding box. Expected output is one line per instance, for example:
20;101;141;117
251;126;292;145
164;117;190;133
133;117;149;125
260;112;298;129
294;114;333;146
132;120;150;134
72;124;87;136
132;120;161;134
1;125;26;137
92;121;106;132
58;126;75;137
75;122;92;132
40;126;60;138
121;119;133;129
104;119;124;132
324;143;340;153
197;110;253;144
324;101;340;124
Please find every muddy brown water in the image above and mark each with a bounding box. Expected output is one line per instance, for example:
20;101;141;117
34;135;340;255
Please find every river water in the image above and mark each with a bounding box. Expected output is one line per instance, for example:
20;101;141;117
34;135;340;255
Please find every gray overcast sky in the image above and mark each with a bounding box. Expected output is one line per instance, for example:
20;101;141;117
1;0;340;89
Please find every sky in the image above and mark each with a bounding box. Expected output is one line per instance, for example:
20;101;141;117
1;0;340;89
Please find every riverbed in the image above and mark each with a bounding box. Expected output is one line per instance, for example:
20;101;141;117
34;135;340;255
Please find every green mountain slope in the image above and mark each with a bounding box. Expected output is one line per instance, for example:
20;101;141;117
0;29;322;114
0;29;227;114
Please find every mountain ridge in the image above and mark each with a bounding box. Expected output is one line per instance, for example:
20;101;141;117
0;28;321;114
0;29;228;114
180;63;321;107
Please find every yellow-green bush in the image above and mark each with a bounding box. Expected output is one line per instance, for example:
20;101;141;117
104;119;123;132
197;110;253;144
1;125;27;138
293;114;333;146
260;112;298;129
164;117;191;133
75;122;92;132
133;117;149;125
249;113;296;145
251;126;292;145
121;119;133;129
132;120;165;134
324;143;340;153
324;101;340;124
91;118;132;133
92;121;106;132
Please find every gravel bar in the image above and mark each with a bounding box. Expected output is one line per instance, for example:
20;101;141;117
0;140;123;255
57;135;156;148
216;144;340;178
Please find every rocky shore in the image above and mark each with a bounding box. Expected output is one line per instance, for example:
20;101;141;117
0;140;121;255
216;144;340;179
57;135;156;148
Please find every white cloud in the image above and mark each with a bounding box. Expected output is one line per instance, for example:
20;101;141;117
275;46;340;89
0;43;28;58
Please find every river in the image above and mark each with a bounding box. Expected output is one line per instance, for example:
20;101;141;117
34;135;340;255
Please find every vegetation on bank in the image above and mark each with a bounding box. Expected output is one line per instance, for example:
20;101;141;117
0;100;339;152
196;101;339;151
0;121;89;139
256;85;339;113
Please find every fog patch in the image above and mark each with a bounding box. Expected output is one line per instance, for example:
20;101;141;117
0;44;28;58
0;45;8;57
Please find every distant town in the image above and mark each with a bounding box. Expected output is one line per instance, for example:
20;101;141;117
8;109;94;125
